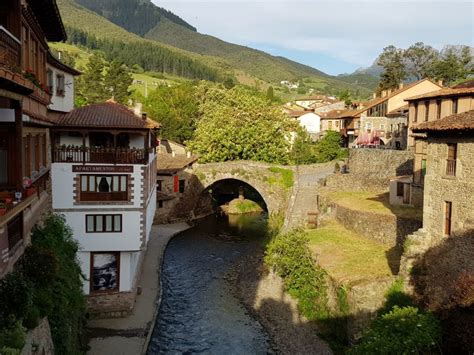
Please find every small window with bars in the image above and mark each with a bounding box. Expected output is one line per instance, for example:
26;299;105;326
446;143;457;176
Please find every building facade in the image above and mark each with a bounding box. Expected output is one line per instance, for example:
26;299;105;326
0;0;67;278
50;101;159;316
410;110;474;239
405;84;474;207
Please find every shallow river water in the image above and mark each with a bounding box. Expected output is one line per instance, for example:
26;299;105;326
147;214;270;354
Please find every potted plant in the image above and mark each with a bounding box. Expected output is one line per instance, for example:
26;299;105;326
25;186;37;197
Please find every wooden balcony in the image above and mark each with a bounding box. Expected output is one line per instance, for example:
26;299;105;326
0;25;20;69
52;146;148;165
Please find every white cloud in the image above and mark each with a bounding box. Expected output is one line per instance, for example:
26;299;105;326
153;0;474;72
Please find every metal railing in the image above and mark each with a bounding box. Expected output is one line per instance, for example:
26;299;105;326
446;159;456;176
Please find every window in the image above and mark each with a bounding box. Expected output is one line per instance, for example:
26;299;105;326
91;252;120;293
421;159;427;178
179;179;185;193
436;99;442;119
56;74;65;96
335;120;340;128
157;180;162;191
158;201;163;208
47;69;53;93
86;215;122;233
413;103;418;122
328;121;333;130
80;175;128;201
366;122;372;132
446;143;457;176
452;99;458;114
380;124;385;130
396;182;403;197
444;201;452;236
424;101;429;121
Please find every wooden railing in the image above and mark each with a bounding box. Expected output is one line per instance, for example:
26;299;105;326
53;147;148;165
446;159;456;176
0;26;21;68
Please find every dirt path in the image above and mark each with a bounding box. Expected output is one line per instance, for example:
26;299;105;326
229;250;333;355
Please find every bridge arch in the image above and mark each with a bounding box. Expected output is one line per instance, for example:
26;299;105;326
191;161;294;217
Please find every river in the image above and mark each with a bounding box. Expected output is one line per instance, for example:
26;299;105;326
147;213;271;354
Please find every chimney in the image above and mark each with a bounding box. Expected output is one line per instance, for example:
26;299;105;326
399;83;404;90
381;90;387;98
172;151;176;158
372;93;377;99
142;112;147;121
437;79;443;87
186;151;191;158
133;102;143;116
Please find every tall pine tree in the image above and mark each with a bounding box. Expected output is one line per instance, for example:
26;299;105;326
104;61;133;104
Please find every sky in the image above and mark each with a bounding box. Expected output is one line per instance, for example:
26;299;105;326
153;0;474;75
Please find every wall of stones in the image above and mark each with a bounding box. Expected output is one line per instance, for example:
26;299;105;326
423;137;474;237
21;317;54;355
346;148;414;184
87;291;136;318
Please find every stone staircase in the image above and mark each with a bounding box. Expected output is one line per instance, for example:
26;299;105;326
284;165;334;230
399;228;435;278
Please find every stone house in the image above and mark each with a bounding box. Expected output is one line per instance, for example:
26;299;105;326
50;101;159;316
155;141;198;224
404;83;474;207
410;110;474;238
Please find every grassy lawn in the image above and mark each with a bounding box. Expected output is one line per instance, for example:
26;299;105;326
308;219;395;285
327;191;422;220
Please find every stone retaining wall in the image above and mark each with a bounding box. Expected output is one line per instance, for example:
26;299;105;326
87;291;136;318
21;317;54;355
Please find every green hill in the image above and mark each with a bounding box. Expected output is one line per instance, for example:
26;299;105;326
56;0;373;97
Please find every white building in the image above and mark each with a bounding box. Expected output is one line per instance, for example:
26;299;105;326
50;101;159;316
46;53;80;120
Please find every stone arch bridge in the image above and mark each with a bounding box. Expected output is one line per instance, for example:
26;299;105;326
166;160;334;227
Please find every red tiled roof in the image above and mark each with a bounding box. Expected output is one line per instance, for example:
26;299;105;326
320;109;345;119
157;154;198;174
56;102;160;129
405;87;474;101
412;110;474;132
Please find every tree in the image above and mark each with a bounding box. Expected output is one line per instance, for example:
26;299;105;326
143;82;199;144
104;61;133;104
377;45;407;91
266;86;275;101
315;131;343;162
430;46;474;85
75;53;106;106
403;42;439;80
188;84;297;164
338;89;352;106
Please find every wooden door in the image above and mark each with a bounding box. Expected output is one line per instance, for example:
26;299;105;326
403;183;411;205
444;201;452;236
0;132;8;185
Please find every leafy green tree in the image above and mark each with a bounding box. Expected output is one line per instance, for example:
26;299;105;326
430;46;474;85
338;89;352;106
223;77;236;89
188;84;297;164
143;82;199;144
403;42;439;80
315;131;343;162
104;61;133;104
75;53;106;106
377;45;407;91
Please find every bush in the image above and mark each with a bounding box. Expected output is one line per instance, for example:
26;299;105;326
0;321;26;351
265;229;329;320
0;271;33;328
350;306;441;354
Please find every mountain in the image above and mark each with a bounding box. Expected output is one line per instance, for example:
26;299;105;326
56;0;373;97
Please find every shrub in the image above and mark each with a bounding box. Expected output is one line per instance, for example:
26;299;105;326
265;229;329;320
0;271;33;328
379;278;414;315
350;306;441;354
0;321;26;351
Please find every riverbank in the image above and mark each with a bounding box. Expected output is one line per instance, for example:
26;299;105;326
230;248;333;354
86;222;191;355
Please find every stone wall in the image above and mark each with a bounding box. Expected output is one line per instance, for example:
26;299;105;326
346;148;414;186
332;203;422;247
87;291;136;318
21;317;54;355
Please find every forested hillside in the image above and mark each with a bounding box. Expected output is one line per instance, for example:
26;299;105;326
75;0;196;35
57;0;372;97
